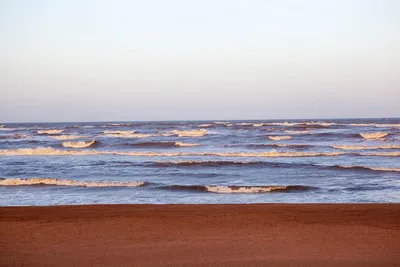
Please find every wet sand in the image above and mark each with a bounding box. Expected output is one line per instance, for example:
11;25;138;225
1;204;399;266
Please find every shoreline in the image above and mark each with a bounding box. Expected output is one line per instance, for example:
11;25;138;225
1;204;400;266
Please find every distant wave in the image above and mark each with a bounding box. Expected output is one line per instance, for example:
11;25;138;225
106;133;155;138
171;129;208;137
1;147;399;157
51;135;89;140
123;142;200;148
244;144;309;149
167;184;315;193
331;165;400;173
0;134;29;140
154;160;267;167
253;123;264;127
331;144;400;150
284;130;310;134
103;130;135;135
359;132;388;140
37;129;64;134
62;140;98;148
268;135;292;140
214;122;233;126
199;124;213;127
0;177;146;187
349;123;400;128
175;142;200;147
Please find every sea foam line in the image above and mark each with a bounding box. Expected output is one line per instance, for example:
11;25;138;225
0;178;146;187
0;147;399;157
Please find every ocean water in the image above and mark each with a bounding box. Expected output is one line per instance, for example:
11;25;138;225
0;118;399;206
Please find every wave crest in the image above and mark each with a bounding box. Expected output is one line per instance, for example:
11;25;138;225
168;185;315;193
175;142;200;147
333;165;400;172
360;132;388;140
331;144;400;150
171;129;208;137
51;135;89;140
62;140;97;148
0;178;146;187
37;129;64;135
268;136;292;140
106;133;154;138
1;147;398;157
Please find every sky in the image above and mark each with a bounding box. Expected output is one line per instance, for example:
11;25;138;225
0;0;399;122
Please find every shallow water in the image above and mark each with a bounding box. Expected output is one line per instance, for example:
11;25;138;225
0;118;399;205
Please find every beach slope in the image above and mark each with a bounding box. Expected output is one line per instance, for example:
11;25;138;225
1;204;399;266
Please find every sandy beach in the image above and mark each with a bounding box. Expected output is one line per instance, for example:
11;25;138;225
1;204;399;266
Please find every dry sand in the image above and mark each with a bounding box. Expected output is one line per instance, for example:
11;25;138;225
1;204;399;266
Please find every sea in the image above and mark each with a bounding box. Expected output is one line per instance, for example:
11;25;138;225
0;118;399;206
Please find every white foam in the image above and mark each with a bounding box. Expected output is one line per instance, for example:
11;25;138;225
253;123;264;127
331;144;400;150
51;135;89;140
0;178;145;187
338;165;400;172
62;140;97;148
205;185;288;193
175;142;200;147
2;147;398;157
199;124;212;127
349;123;400;128
171;129;208;137
360;132;388;140
268;136;293;140
214;122;233;126
37;129;64;135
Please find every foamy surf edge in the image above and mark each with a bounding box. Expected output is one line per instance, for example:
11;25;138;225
168;185;315;193
0;178;146;187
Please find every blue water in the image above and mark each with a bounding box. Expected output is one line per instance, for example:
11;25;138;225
0;118;399;205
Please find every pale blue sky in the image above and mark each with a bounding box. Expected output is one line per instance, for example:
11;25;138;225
0;0;399;122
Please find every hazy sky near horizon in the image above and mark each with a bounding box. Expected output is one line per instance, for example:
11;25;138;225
1;0;399;122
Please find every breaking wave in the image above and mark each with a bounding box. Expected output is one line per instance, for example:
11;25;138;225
268;135;292;140
360;132;388;140
214;122;233;126
171;129;208;137
167;185;315;193
331;144;400;150
103;130;135;135
62;140;98;148
349;123;400;128
123;142;200;148
37;129;64;135
175;142;200;147
0;178;146;187
106;133;155;138
154;160;267;167
51;135;89;140
284;130;310;134
199;124;213;127
1;147;398;157
332;165;400;173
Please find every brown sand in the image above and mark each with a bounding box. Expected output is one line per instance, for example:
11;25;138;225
1;204;399;266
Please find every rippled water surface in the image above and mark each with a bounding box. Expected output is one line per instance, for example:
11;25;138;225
0;118;399;205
